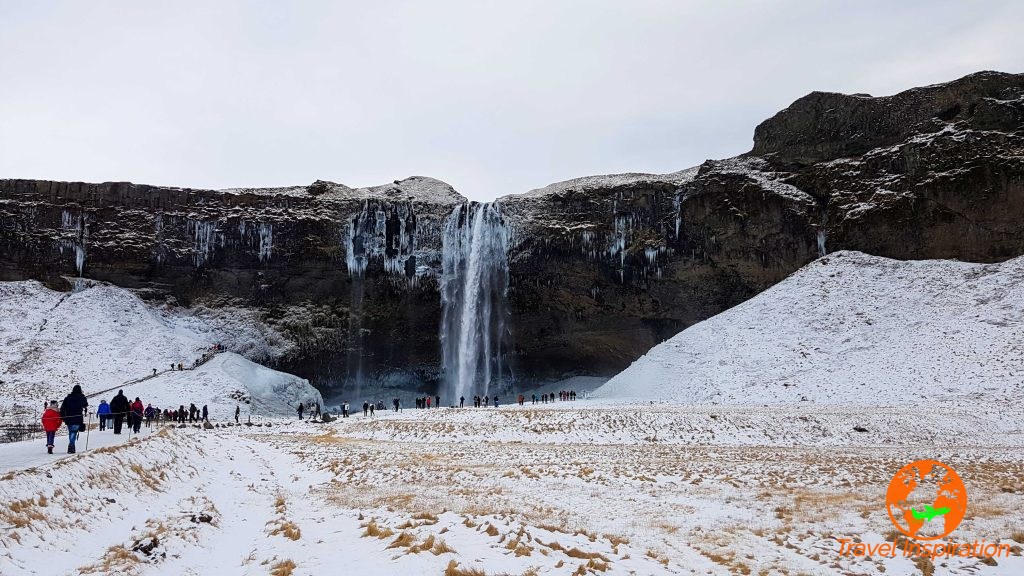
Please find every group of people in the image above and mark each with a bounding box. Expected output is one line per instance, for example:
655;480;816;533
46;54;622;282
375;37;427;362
460;395;499;408
95;390;213;434
40;384;248;454
535;390;577;403
40;384;88;454
415;395;440;409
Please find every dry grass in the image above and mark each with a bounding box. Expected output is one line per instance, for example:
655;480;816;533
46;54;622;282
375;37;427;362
129;463;164;491
1;498;47;528
267;519;301;541
387;531;418;549
78;545;139;574
361;518;395;539
269;559;296;576
444;560;486;576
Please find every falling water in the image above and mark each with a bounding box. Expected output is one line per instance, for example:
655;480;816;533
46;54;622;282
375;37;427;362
440;202;510;402
817;230;828;257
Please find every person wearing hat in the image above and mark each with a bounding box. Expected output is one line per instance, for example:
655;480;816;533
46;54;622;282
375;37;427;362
41;401;61;454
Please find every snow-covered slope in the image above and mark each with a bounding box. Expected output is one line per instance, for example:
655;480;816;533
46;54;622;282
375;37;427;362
0;280;321;420
113;352;322;420
595;251;1024;404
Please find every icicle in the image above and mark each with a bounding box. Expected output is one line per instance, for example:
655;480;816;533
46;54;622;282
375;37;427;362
189;220;218;267
258;223;273;262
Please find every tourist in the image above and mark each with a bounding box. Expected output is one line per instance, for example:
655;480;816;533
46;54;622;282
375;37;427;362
460;396;465;408
363;401;369;417
41;401;61;454
369;403;375;417
96;399;111;431
59;384;88;453
494;396;499;408
202;405;209;422
111;390;130;434
144;404;155;428
435;395;440;409
235;404;240;423
130;397;144;433
297;403;304;420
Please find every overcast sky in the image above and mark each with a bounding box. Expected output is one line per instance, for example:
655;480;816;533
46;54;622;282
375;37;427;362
0;1;1021;201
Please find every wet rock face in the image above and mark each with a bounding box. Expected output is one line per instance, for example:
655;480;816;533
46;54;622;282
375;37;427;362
1;71;1022;394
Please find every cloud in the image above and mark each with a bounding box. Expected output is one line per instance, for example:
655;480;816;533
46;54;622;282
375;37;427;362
0;0;1021;200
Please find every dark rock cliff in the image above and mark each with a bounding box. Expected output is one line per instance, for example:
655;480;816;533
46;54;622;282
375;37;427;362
2;71;1022;395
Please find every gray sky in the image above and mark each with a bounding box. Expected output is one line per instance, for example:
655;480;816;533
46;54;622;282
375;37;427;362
1;1;1021;201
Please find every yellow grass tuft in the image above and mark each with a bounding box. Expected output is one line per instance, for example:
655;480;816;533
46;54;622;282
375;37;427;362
270;559;297;576
444;560;486;576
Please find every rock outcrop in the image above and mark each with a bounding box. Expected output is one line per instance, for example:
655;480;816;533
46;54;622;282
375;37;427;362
1;71;1022;395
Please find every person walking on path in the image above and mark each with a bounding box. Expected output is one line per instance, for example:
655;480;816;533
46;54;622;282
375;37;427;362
297;403;304;420
41;401;61;454
235;405;240;424
369;403;375;417
110;390;129;434
144;404;155;428
130;398;144;433
59;385;88;453
202;405;209;422
363;401;369;417
97;399;111;431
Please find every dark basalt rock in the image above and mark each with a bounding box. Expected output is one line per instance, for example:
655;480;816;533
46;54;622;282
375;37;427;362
1;71;1022;395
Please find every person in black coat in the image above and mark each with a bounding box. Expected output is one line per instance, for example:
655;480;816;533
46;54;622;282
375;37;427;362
59;384;89;453
110;390;130;434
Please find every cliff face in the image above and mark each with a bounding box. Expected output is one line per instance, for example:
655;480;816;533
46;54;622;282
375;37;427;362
2;71;1022;395
0;177;465;392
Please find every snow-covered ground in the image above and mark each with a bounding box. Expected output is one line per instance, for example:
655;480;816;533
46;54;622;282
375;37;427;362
1;404;1021;575
596;251;1024;405
0;281;320;421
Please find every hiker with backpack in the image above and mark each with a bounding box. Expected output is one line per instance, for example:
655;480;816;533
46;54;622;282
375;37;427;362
41;401;61;454
59;384;88;453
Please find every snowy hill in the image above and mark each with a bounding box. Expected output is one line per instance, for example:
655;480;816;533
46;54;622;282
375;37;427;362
595;251;1024;404
0;280;321;420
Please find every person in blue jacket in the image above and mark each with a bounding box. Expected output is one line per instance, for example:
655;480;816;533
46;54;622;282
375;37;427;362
97;399;111;431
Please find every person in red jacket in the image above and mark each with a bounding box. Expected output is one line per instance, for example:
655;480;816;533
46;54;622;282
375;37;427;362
130;398;144;433
41;401;61;454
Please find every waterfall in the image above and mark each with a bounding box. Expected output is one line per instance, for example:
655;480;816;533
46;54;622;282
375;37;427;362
440;203;509;402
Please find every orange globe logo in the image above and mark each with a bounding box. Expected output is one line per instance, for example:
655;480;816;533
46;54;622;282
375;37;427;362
886;459;967;540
